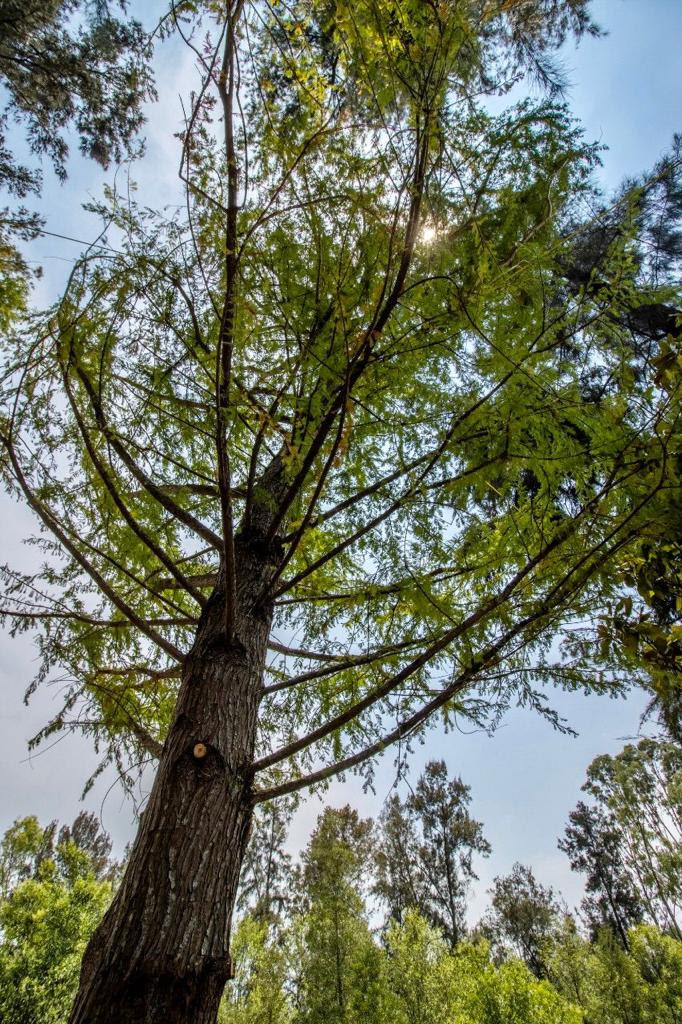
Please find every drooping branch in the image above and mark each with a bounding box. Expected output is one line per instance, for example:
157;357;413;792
270;452;503;601
73;358;223;551
60;356;208;607
0;431;185;662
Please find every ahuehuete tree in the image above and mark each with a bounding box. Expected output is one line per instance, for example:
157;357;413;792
0;1;680;1021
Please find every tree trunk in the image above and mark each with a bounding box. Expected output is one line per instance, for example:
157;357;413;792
70;530;277;1024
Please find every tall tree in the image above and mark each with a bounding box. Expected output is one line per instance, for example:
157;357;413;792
293;806;375;1024
0;1;679;1021
236;798;294;924
584;738;682;938
219;915;293;1024
559;800;644;949
375;760;489;945
0;0;156;397
547;923;682;1024
567;136;682;740
479;863;564;978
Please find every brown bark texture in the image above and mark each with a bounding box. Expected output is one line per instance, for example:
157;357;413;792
69;528;278;1024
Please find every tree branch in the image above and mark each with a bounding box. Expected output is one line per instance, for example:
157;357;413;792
73;359;223;551
0;432;185;662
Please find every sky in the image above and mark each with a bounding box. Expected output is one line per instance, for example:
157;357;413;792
0;0;680;923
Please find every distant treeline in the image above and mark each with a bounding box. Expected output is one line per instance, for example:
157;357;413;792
0;733;680;1023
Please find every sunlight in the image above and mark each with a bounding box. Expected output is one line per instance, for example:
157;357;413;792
420;222;438;245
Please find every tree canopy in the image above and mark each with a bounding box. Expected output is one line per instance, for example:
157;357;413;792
1;0;679;799
0;0;154;198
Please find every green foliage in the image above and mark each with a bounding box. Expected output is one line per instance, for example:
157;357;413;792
548;924;682;1024
583;738;682;937
0;0;156;324
237;800;295;923
375;760;490;945
0;811;117;900
220;916;292;1024
224;859;682;1024
559;799;644;947
293;806;376;1024
0;869;111;1024
219;763;682;1024
448;941;583;1024
383;910;454;1024
479;862;565;977
0;814;115;1024
0;0;155;198
382;911;582;1024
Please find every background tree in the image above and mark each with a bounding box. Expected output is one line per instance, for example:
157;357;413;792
584;738;682;938
568;136;682;742
479;862;564;978
546;924;682;1024
219;915;293;1024
559;800;644;948
237;799;294;924
385;911;581;1024
292;806;376;1024
0;814;116;1024
375;760;489;945
0;1;679;1021
0;811;118;899
0;0;156;336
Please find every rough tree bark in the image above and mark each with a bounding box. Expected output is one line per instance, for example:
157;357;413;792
70;473;284;1024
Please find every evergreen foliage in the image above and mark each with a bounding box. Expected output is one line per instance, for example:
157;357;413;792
479;862;564;977
0;0;155;198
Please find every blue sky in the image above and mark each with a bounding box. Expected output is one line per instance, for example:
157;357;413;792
0;0;680;921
